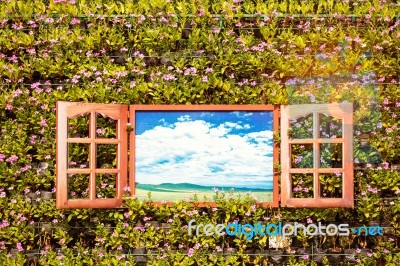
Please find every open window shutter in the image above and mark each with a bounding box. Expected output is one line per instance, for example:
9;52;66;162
56;102;128;209
280;103;354;208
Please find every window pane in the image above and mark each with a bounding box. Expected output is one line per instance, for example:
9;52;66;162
96;144;117;168
291;144;313;168
291;174;313;198
96;113;117;139
289;113;313;139
68;113;90;138
319;173;342;198
319;113;342;139
68;174;89;199
96;174;116;199
68;143;90;168
320;143;343;168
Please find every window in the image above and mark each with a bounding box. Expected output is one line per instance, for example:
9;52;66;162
57;101;354;209
56;102;279;208
56;102;128;209
129;105;280;207
280;103;354;207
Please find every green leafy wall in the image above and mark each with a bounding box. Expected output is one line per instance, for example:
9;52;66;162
0;0;399;265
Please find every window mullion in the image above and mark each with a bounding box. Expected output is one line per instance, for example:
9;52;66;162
129;108;136;197
89;111;97;201
313;112;320;199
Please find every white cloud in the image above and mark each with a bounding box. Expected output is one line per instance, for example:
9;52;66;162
230;111;253;118
224;121;252;130
136;119;273;189
177;115;191;122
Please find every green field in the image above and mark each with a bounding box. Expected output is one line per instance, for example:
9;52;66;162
135;184;272;202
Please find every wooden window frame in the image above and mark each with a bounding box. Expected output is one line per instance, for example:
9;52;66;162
56;102;128;209
56;102;279;208
56;101;354;209
129;105;280;208
280;103;354;208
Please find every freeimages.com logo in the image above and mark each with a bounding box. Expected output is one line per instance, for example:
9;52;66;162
188;219;383;241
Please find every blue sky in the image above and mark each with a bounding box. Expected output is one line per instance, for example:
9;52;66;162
135;111;274;190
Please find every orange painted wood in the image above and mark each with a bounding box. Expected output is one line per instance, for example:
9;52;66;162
66;169;120;174
129;105;280;208
67;138;120;144
129;108;136;198
280;103;354;208
289;138;344;144
56;102;128;209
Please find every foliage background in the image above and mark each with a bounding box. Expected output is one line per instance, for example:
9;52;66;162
0;0;399;265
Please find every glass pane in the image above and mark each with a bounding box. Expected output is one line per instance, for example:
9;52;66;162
320;143;343;168
68;113;90;138
96;144;117;168
96;113;117;138
291;144;313;168
319;173;342;198
291;174;313;198
96;174;116;199
319;113;342;139
289;113;313;139
68;143;89;168
68;174;89;199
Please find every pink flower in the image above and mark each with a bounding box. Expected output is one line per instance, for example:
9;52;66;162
187;248;194;257
40;118;47;127
96;128;105;135
6;155;18;164
31;82;40;89
16;242;23;252
0;220;9;228
5;104;13;110
70;18;80;25
163;74;177;81
294;156;303;164
21;165;31;172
